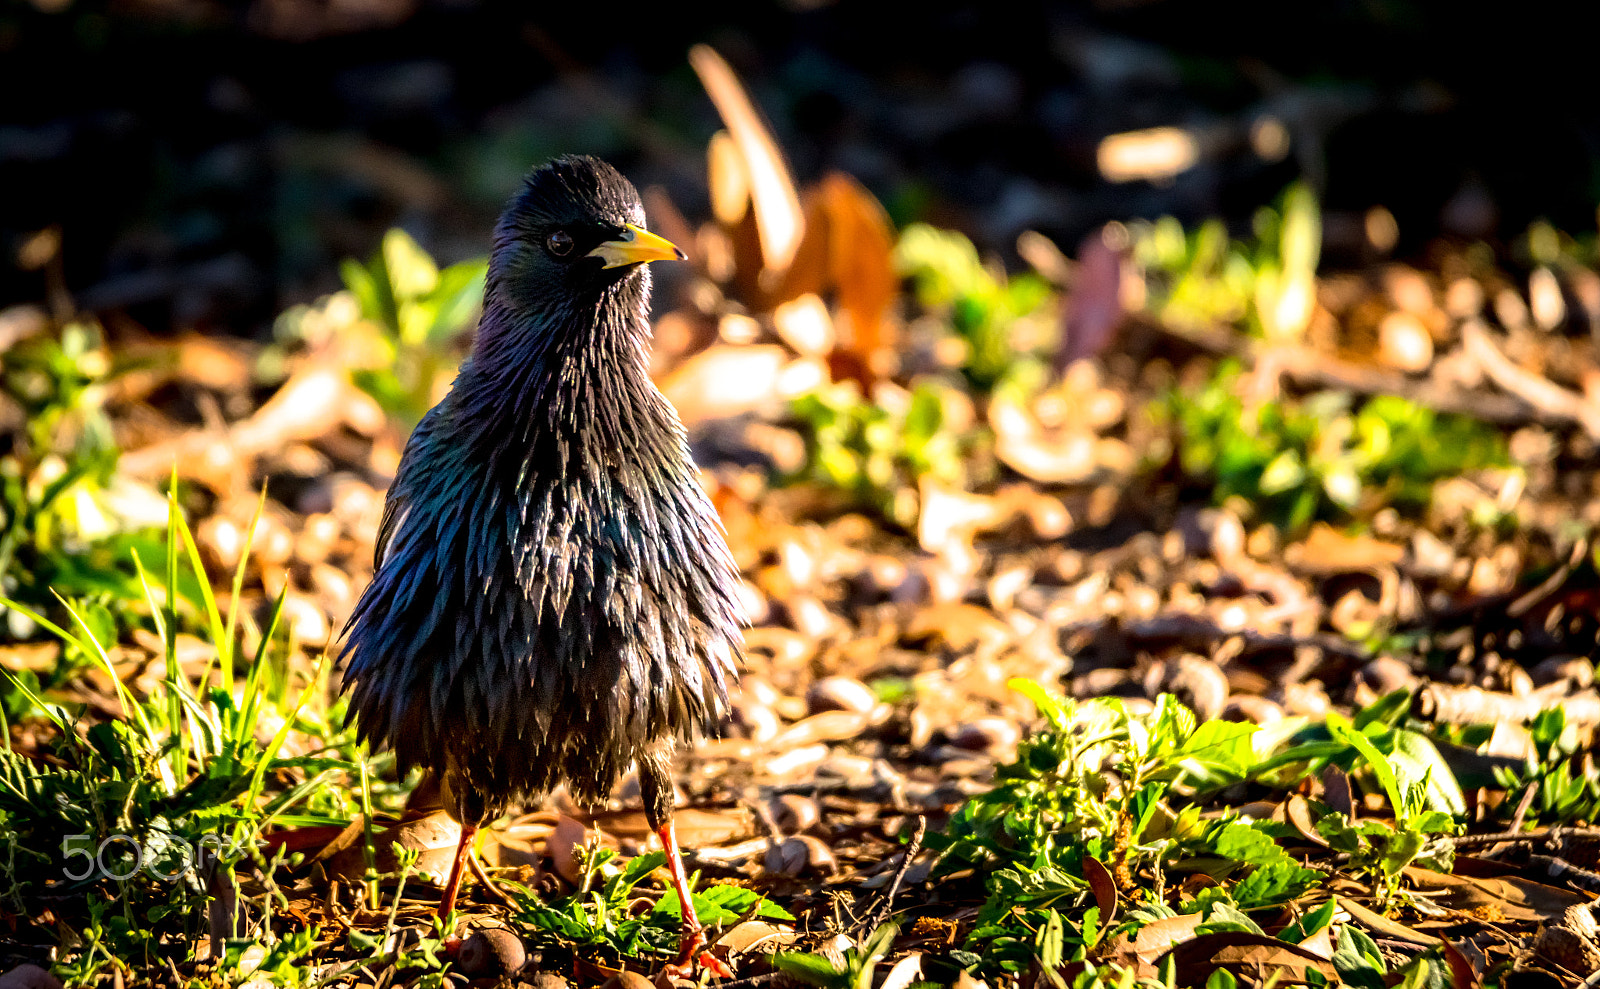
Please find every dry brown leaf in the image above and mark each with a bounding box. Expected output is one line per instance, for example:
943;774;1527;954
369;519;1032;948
1058;227;1128;367
715;920;798;955
1286;524;1406;573
1418;684;1600;725
658;344;824;426
1107;912;1204;975
1083;855;1118;926
1159;931;1339;986
769;710;873;748
0;643;59;673
583;807;751;848
707;130;750;227
1404;866;1588;922
325;809;460;883
1338;896;1434;946
811;174;898;376
878;953;923;989
690;45;803;280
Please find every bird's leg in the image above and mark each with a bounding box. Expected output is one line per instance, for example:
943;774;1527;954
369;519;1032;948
439;821;477;920
658;818;709;966
642;755;731;979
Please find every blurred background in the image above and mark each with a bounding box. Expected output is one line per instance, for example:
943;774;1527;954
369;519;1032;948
6;0;1600;333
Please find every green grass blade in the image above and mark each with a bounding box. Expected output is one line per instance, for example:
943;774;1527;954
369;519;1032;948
173;487;230;691
222;485;269;723
235;584;288;749
51;591;159;747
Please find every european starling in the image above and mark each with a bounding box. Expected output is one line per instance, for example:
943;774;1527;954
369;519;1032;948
341;156;743;969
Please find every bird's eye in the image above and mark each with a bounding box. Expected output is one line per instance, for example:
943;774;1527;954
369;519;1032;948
546;230;575;257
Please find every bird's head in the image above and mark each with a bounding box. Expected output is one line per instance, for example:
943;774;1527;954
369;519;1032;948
486;155;684;322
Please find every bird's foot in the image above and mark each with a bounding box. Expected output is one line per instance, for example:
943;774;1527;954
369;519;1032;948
658;934;732;982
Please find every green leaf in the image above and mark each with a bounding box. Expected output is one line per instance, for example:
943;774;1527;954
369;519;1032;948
1326;711;1405;818
1389;729;1466;818
1279;900;1336;944
773;952;848;989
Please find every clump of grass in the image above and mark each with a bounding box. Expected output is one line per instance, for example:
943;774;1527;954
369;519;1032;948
0;476;358;983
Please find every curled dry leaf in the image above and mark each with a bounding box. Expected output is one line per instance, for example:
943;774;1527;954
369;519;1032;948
1083;855;1118;927
1338;896;1434;946
773;173;899;383
877;953;924;989
764;834;836;876
325;809;461;883
1057;226;1128;367
1418;684;1600;725
715;920;798;955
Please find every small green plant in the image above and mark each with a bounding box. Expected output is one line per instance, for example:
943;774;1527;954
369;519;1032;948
895;223;1056;391
0;319;165;652
1160;361;1506;530
1254;700;1463;904
511;843;791;965
275;229;486;427
1494;707;1600;826
789;379;980;526
1131;182;1320;340
773;922;899;989
928;682;1279;979
343;229;486;425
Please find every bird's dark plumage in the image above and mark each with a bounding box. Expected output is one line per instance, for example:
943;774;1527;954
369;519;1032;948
340;156;742;850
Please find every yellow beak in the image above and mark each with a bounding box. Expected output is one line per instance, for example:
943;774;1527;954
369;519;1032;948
587;224;687;269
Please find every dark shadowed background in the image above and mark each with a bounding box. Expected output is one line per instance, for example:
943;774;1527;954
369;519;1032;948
4;0;1599;335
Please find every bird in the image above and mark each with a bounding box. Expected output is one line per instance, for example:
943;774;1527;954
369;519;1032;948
339;155;744;972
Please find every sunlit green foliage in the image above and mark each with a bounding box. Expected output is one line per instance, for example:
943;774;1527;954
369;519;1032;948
0;319;168;667
512;845;791;965
896;223;1056;391
1132;182;1321;339
1160;361;1506;529
788;379;981;526
273;229;486;428
0;482;356;981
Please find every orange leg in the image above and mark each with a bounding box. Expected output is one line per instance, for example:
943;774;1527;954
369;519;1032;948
439;821;478;920
658;820;732;979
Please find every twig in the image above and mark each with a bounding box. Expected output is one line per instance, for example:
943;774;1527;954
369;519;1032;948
1533;854;1600;894
713;975;777;989
1461;320;1600;440
1508;781;1540;837
867;816;926;931
1509;540;1588;618
469;850;512;907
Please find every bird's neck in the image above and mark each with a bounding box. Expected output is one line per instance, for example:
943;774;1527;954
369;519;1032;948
447;290;676;466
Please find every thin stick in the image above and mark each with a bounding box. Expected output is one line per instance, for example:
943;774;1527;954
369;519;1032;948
868;816;926;930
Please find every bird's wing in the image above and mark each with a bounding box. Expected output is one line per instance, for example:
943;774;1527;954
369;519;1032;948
375;501;411;568
373;404;442;568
